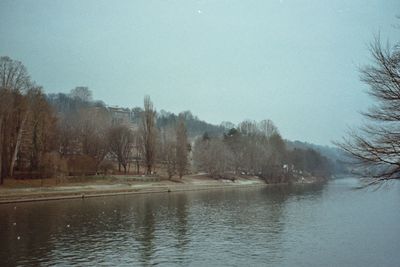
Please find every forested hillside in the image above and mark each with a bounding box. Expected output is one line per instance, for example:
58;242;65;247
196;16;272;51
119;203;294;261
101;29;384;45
1;56;345;184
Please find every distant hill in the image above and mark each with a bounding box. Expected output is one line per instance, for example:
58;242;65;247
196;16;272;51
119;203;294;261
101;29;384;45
285;140;349;175
157;110;226;139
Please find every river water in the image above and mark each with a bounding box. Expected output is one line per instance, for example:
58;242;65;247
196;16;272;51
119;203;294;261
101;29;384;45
0;178;399;266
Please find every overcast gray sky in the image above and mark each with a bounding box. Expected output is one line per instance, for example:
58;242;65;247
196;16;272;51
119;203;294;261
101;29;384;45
0;0;399;145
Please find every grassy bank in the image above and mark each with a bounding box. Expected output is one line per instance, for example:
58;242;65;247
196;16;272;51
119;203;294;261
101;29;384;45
0;175;267;204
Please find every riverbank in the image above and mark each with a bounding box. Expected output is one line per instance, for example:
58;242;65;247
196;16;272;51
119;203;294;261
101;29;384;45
0;174;268;204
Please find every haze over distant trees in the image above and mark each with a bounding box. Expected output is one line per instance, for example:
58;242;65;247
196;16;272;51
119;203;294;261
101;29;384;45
0;55;342;184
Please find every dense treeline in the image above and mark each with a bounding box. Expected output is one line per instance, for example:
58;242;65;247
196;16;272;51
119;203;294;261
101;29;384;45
193;120;333;183
0;56;335;184
0;57;190;183
286;140;348;175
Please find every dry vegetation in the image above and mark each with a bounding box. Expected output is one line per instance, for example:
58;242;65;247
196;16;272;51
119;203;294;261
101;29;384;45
1;56;333;186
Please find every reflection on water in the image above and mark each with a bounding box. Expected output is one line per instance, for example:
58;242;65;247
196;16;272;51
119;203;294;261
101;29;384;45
0;178;399;266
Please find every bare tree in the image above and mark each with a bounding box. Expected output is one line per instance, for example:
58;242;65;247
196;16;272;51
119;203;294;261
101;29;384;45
176;115;188;178
24;88;58;172
108;125;134;174
0;89;13;183
70;86;92;102
141;96;157;175
223;128;243;174
0;56;31;91
259;119;278;139
193;136;233;178
336;36;400;181
9;94;29;177
0;56;32;182
57;112;79;156
237;120;264;175
132;130;143;174
79;106;112;172
160;126;176;179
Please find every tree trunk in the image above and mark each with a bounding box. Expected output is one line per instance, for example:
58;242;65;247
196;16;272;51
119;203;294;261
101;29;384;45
10;112;28;177
30;122;39;171
0;117;3;185
147;164;151;175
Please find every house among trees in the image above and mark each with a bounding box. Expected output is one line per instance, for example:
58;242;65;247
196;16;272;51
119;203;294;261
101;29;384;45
108;106;132;126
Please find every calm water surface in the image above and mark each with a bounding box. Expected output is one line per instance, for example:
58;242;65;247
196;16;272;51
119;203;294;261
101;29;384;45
0;178;399;266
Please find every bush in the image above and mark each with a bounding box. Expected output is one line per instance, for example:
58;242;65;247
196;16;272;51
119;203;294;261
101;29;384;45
40;152;67;178
66;155;97;176
98;160;114;175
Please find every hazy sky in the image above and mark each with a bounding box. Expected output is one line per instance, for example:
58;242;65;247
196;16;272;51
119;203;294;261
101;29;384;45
0;0;399;145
